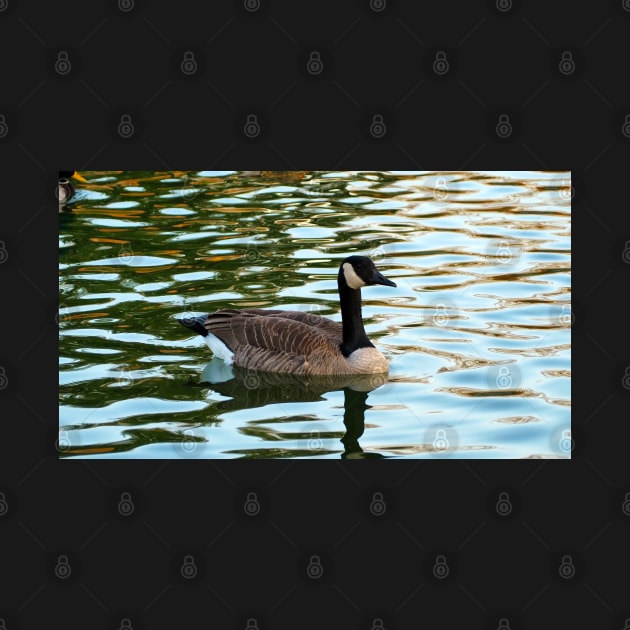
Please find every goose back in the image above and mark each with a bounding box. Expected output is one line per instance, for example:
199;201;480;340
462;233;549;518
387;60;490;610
202;309;339;374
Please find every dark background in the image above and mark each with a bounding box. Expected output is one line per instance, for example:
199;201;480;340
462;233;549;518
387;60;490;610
1;0;629;628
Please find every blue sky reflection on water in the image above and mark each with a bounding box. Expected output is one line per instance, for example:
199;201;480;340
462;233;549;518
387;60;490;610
59;170;571;459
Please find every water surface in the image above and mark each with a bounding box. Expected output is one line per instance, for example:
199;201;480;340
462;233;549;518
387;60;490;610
59;170;571;459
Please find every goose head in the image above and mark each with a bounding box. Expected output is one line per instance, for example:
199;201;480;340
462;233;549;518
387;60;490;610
339;255;397;291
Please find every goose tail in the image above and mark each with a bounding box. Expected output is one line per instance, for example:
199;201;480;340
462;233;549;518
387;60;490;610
178;315;208;337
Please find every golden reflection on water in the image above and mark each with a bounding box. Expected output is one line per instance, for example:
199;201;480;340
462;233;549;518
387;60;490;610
59;170;571;459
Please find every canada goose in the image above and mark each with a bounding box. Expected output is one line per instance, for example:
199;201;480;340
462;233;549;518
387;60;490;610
58;171;86;205
178;256;397;375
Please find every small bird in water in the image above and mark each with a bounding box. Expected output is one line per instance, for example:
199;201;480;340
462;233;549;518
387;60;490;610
58;171;87;207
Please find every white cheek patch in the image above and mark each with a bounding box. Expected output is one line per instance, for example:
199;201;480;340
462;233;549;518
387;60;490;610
343;263;366;289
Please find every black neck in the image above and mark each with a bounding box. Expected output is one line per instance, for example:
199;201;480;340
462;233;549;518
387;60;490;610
338;276;374;357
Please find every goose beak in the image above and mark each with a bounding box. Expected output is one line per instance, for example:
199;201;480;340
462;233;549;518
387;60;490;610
372;271;396;287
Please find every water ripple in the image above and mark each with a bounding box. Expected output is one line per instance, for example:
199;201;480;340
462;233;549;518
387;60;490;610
59;170;571;459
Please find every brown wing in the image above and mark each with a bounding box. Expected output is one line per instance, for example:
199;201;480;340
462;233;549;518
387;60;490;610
233;347;310;373
231;308;342;342
202;309;343;373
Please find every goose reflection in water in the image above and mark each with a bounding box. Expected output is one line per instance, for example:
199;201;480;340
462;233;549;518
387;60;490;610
198;358;390;459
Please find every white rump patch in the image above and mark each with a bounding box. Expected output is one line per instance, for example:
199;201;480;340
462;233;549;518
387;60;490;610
204;332;234;365
343;262;366;290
